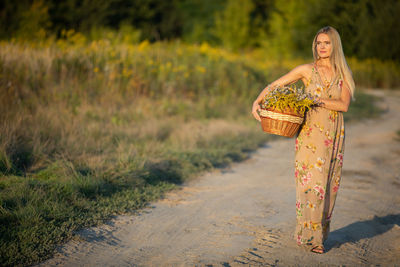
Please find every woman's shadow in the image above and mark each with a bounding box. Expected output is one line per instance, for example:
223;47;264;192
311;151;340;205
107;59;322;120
325;214;400;251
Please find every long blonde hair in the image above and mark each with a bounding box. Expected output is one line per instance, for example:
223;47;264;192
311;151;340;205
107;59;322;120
312;26;355;99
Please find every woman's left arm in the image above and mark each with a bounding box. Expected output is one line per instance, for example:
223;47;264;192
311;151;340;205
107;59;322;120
318;83;351;112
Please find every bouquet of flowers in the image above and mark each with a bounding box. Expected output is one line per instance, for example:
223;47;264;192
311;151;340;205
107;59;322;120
259;85;319;137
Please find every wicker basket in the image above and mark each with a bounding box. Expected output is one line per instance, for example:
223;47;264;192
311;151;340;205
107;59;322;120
259;108;304;138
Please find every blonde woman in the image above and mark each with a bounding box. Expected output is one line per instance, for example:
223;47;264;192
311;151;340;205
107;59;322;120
252;26;355;254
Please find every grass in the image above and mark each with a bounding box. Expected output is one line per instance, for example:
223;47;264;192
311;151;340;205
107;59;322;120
344;90;385;122
0;117;271;266
0;37;390;266
0;124;269;266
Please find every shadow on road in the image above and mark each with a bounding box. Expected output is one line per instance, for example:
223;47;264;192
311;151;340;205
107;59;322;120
325;214;400;251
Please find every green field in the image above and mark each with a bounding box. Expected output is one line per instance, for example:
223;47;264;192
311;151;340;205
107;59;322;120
0;39;388;266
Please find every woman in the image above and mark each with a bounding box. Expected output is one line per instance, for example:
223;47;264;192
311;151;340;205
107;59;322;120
251;26;355;254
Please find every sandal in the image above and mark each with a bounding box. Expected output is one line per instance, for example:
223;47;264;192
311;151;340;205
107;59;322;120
311;245;324;254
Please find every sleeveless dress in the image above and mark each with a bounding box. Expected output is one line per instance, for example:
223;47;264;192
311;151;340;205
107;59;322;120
294;63;345;247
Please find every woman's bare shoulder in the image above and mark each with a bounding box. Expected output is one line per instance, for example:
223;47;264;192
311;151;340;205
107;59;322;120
297;63;314;72
291;63;314;78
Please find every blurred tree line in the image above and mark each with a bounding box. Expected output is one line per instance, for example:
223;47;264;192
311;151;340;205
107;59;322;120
1;0;399;61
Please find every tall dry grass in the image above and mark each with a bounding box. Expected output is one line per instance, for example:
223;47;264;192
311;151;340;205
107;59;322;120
0;40;270;174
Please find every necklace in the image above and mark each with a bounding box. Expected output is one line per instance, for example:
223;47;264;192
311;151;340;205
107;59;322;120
316;64;333;88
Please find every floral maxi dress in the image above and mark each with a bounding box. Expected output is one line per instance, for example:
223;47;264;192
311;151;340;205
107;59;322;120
294;64;345;247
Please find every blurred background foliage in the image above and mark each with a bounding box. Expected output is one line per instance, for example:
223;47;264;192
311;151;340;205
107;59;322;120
1;0;399;61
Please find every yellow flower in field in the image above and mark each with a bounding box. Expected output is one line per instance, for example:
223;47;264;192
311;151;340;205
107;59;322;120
177;48;183;55
138;40;150;51
90;41;98;50
94;67;99;73
196;66;206;73
122;68;132;77
200;42;210;54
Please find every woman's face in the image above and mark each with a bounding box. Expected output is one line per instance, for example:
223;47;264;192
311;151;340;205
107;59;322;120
316;33;332;59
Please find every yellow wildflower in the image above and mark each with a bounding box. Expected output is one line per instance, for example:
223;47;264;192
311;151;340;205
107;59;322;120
196;66;206;73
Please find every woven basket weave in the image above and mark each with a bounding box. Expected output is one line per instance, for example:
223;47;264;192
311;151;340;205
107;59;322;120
260;108;304;137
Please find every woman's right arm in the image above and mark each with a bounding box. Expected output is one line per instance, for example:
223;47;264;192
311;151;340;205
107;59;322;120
252;64;309;121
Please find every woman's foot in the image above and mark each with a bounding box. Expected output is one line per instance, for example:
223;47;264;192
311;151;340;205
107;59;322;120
311;245;324;254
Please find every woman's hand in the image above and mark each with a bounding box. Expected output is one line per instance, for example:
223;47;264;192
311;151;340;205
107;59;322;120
252;101;261;122
315;86;351;112
315;97;325;107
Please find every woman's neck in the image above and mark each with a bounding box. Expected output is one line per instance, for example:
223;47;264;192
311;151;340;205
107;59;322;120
316;57;332;69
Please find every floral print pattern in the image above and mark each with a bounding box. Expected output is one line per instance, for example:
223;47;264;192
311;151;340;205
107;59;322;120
294;64;345;247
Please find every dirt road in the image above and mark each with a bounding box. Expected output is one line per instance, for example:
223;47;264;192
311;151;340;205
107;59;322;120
39;90;400;266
